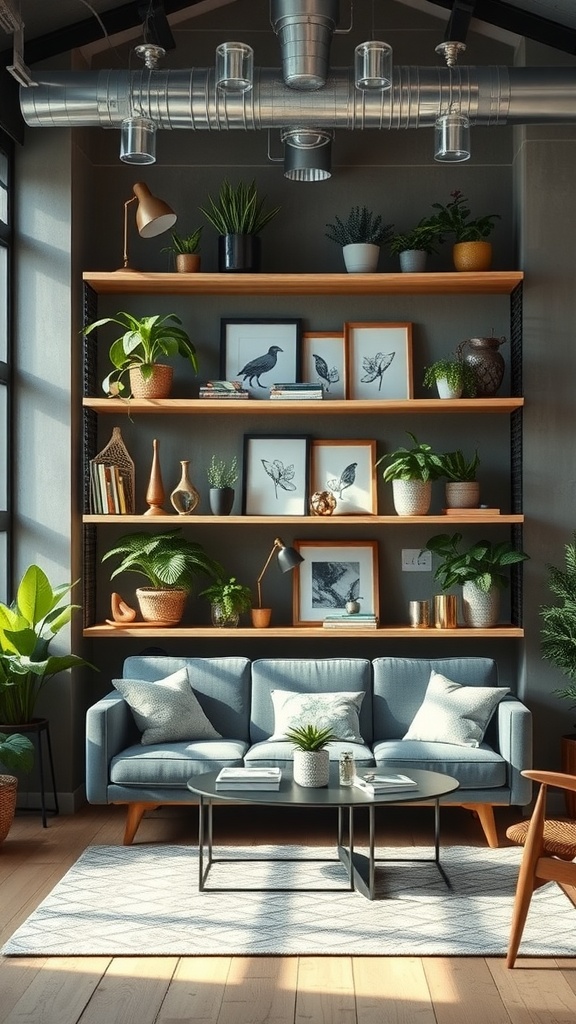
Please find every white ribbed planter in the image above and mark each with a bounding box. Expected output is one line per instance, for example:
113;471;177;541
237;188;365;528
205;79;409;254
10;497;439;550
462;582;500;628
293;748;330;788
391;479;432;516
342;243;380;273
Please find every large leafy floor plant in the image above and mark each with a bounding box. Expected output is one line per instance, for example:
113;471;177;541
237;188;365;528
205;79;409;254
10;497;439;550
540;533;576;708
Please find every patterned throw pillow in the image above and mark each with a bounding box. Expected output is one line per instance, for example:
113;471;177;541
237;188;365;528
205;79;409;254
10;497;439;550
112;667;221;745
269;689;365;742
402;670;510;748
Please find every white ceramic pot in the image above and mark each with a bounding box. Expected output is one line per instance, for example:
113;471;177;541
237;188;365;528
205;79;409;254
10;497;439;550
462;582;500;627
445;481;480;508
391;479;432;516
293;748;330;788
342;243;380;273
436;376;462;399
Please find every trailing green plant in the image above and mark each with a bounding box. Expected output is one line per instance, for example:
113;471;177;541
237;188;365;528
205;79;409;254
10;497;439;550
199;179;280;235
82;311;198;397
0;565;93;724
440;448;480;482
325;205;394;247
0;731;34;773
376;432;444;482
285;723;338;751
540;533;576;710
423;358;478;396
424;532;529;592
207;455;238;489
431;190;500;243
102;529;223;593
199;576;252;618
389;218;443;256
161;227;202;255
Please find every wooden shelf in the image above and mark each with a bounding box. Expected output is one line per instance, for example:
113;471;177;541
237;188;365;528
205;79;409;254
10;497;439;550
83;397;524;415
83;513;524;525
84;624;524;639
83;270;524;296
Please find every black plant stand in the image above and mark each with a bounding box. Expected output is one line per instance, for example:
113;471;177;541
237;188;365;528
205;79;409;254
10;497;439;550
1;718;59;827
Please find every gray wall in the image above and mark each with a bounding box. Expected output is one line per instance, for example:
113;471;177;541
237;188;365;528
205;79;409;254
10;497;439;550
12;0;575;806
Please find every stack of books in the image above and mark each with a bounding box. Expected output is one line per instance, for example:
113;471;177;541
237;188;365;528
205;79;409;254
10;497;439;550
353;773;418;796
199;380;250;400
89;461;129;514
323;613;378;630
269;382;324;400
215;767;282;791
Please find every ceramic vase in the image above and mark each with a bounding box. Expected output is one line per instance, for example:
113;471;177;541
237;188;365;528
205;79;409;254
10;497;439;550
170;460;200;515
462;582;500;627
293;748;330;788
144;438;167;516
391;479;432;516
342;243;380;273
460;336;506;397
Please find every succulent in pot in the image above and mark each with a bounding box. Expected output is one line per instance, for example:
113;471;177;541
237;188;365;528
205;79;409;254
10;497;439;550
441;448;481;509
285;723;338;788
83;311;198;398
161;227;202;272
200;179;280;272
200;575;252;628
430;190;501;272
376;432;444;516
325;205;394;273
423;357;478;399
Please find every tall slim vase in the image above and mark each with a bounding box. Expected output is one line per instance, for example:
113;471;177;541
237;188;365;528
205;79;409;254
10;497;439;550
144;438;167;516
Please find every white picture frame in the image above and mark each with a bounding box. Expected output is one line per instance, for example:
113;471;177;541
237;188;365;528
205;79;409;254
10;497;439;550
293;540;379;625
220;318;302;399
345;322;413;400
310;439;377;515
242;434;311;516
301;331;347;400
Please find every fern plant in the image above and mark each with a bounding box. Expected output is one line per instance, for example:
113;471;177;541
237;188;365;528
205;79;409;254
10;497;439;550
541;533;576;705
200;180;280;235
325;205;393;247
102;529;222;593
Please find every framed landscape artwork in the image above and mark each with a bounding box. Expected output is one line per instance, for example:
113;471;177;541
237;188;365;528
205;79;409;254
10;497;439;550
220;318;302;399
301;331;347;399
345;322;413;400
310;439;377;515
293;539;379;625
242;434;311;516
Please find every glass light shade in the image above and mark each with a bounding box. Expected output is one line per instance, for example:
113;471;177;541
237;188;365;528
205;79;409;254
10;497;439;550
120;117;157;165
355;40;393;90
434;112;471;162
282;127;333;181
216;41;254;93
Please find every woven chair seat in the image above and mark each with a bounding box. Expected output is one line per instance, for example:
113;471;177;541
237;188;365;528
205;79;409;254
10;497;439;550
506;818;576;860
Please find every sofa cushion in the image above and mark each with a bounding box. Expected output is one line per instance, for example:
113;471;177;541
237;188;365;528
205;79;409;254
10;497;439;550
402;671;510;748
269;689;365;742
245;738;375;769
110;739;247;788
112;667;221;745
372;739;507;790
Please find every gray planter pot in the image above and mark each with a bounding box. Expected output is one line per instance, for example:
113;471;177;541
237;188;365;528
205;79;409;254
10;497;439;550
462;582;500;628
399;249;428;272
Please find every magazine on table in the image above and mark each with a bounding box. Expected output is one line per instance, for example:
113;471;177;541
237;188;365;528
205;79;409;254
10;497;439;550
215;767;282;790
353;772;418;796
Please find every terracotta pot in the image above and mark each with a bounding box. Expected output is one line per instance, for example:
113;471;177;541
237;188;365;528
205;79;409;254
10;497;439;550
129;364;173;399
251;608;272;628
452;241;493;272
135;587;187;625
175;253;200;273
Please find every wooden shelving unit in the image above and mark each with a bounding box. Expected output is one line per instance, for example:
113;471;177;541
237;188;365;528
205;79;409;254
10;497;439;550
84;513;524;525
84;397;524;415
84;624;524;639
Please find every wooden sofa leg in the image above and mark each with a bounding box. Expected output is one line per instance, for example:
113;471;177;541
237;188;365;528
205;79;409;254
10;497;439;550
122;802;160;845
463;803;499;848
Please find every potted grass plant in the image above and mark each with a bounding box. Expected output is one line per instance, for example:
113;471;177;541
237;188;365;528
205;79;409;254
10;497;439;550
200;179;280;272
325;205;394;273
285;723;338;788
161;227;203;273
376;432;444;516
207;454;239;515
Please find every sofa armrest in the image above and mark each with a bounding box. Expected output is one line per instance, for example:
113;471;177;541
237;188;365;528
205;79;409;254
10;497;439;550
495;697;533;805
85;691;138;803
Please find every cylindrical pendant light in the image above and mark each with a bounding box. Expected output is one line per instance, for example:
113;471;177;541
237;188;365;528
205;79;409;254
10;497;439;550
434;112;471;162
215;42;254;92
119;117;157;164
354;41;393;90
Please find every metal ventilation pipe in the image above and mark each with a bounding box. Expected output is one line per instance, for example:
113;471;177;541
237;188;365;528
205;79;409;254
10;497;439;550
270;0;340;91
19;66;576;131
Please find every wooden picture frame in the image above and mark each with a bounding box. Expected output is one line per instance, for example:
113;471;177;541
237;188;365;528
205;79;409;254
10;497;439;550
220;318;302;399
310;439;377;515
293;539;379;625
242;434;311;516
345;322;413;400
301;331;347;399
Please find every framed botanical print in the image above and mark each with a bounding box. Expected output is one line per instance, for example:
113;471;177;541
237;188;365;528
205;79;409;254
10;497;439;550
310;439;377;515
301;331;347;399
242;434;311;516
293;539;379;625
220;318;302;399
345;322;413;400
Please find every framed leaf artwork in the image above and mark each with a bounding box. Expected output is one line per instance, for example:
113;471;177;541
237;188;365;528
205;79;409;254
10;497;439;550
242;434;311;515
301;331;347;399
293;540;380;625
310;439;377;515
345;322;413;400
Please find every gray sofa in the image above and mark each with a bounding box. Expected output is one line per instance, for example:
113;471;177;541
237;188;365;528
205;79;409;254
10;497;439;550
85;655;532;846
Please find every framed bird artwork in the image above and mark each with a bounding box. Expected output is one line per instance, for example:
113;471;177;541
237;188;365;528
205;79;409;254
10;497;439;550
345;322;413;400
301;331;347;399
220;318;302;399
310;439;377;515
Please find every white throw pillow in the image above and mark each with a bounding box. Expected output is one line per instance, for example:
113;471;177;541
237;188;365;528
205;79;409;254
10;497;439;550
112;667;221;745
270;689;365;742
402;670;510;748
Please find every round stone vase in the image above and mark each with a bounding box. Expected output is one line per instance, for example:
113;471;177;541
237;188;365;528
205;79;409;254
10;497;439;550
460;336;506;397
293;748;330;788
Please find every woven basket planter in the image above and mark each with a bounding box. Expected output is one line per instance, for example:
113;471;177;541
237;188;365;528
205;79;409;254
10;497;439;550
0;775;18;843
136;588;188;625
129;364;174;399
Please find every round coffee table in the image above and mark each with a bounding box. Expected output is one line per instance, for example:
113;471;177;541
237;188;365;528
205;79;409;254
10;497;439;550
187;766;459;900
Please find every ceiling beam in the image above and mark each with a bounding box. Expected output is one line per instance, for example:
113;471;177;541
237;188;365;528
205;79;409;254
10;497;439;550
425;0;576;55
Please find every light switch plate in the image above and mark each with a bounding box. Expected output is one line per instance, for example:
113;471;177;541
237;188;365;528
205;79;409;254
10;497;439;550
401;548;432;571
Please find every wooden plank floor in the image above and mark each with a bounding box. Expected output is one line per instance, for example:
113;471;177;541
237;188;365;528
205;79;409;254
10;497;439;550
1;803;576;1024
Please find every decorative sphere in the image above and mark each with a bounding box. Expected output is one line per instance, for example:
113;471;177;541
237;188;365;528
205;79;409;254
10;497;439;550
310;490;337;516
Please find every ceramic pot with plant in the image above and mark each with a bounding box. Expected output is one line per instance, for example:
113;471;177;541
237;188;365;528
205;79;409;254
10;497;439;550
325;205;394;273
425;532;529;628
207;454;238;515
285;724;338;788
161;227;202;273
423;357;478;399
441;448;481;509
0;731;34;843
389;217;444;273
376;431;444;516
431;190;501;271
200;575;252;627
0;564;92;725
83;311;198;398
200;179;280;272
102;528;223;625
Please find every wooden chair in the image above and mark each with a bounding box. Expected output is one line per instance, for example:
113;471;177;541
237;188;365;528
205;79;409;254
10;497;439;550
505;769;576;967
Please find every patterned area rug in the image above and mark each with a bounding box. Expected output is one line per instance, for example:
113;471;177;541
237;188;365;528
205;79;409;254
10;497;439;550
3;844;576;957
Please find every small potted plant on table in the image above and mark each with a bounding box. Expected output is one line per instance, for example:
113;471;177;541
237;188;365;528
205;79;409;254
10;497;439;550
376;432;444;516
200;575;252;627
431;190;500;271
423;356;478;399
162;227;203;273
207;454;238;515
285;723;338;788
200;179;280;272
325;205;394;273
441;448;481;509
389;217;443;273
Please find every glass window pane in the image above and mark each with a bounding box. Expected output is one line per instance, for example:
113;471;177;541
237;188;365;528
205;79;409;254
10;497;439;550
0;383;6;511
0;246;6;361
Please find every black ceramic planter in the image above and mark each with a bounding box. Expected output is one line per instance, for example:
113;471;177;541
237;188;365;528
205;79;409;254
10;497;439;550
218;234;261;272
209;487;235;515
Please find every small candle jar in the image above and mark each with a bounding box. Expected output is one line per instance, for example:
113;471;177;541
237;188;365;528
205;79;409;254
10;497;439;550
339;751;355;787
